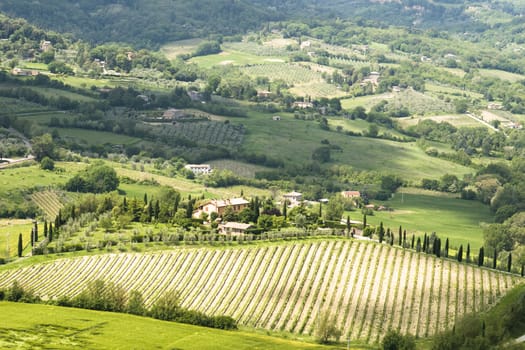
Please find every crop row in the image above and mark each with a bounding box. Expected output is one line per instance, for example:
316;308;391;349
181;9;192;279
0;240;521;343
31;190;64;219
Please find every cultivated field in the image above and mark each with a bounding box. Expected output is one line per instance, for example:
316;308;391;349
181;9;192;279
0;240;521;343
365;188;493;249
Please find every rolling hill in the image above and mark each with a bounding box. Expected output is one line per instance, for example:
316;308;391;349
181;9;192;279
0;239;522;344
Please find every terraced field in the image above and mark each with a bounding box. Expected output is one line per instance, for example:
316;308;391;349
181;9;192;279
0;240;522;343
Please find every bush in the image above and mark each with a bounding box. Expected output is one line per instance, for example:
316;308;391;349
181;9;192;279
382;329;415;350
40;156;55;170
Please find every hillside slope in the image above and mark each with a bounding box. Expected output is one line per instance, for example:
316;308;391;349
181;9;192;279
0;240;522;343
0;302;329;349
1;1;523;47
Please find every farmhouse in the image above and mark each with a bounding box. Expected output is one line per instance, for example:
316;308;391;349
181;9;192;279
195;197;250;217
293;101;314;109
218;222;253;236
283;191;303;206
341;190;361;199
257;90;272;99
272;115;281;121
162;108;186;120
187;90;204;102
11;68;39;76
40;40;52;52
184;164;212;175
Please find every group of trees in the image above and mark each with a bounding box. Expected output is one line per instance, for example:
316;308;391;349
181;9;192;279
65;163;119;193
0;279;237;330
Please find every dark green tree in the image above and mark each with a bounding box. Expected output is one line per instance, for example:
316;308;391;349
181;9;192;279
378;222;385;243
478;247;484;267
493;249;498;269
411;235;415;249
507;253;512;273
444;238;449;258
363;214;367;228
382;329;416;350
466;243;471;262
457;245;463;262
17;233;23;257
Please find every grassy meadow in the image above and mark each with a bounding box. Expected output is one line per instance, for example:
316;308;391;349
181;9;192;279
0;220;33;259
237;111;474;182
0;302;339;350
363;188;492;250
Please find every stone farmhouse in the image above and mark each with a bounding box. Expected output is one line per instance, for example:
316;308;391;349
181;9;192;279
218;222;253;236
194;197;250;218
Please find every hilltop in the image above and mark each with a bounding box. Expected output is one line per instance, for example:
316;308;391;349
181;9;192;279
0;1;524;47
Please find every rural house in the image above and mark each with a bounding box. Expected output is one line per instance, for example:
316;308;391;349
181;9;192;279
184;164;212;175
162;108;186;120
11;68;39;76
283;191;303;206
341;191;361;199
218;222;253;236
194;197;250;218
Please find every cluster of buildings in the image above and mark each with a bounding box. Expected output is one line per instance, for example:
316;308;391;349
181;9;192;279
193;189;362;236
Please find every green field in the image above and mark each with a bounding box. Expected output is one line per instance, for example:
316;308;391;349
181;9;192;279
363;188;493;250
190;51;285;69
0;220;33;259
237;112;474;181
479;69;525;83
57;128;141;146
398;114;484;129
0;302;336;349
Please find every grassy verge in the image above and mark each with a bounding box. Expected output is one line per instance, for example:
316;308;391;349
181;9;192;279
0;302;339;349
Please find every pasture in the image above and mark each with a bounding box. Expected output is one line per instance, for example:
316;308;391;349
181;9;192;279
190;51;284;69
238;111;474;181
57;128;141;146
478;69;525;83
160;38;204;60
0;240;521;344
0;302;334;349
364;188;493;249
398;114;483;129
0;219;33;259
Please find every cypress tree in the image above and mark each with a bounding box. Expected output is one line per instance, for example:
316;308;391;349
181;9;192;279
48;223;53;242
403;230;407;247
398;226;402;246
43;220;48;239
144;193;148;205
435;238;441;258
493;249;498;269
17;233;23;257
507;253;512;273
466;243;471;262
478;247;484;267
457;245;463;262
422;234;427;252
411;235;415;249
154;200;160;220
378;222;385;243
34;221;38;242
283;201;288;220
521;264;524;277
122;197;128;211
346;215;350;235
30;228;34;247
70;204;76;220
416;237;421;252
363;214;367;228
444;238;449;258
390;234;394;246
318;201;322;218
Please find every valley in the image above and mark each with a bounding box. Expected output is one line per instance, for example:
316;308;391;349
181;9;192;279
0;1;525;348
